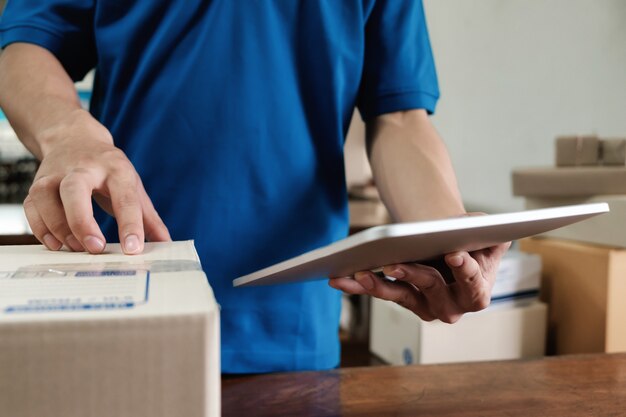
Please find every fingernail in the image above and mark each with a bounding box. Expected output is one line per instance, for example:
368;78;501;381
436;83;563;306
42;233;62;251
84;236;105;253
355;273;374;290
65;235;84;252
448;255;464;267
328;279;342;289
387;268;406;279
124;234;141;254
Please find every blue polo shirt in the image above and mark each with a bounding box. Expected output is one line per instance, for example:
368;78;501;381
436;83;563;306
0;0;439;373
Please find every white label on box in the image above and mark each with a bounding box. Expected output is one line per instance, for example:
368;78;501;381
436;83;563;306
0;268;149;313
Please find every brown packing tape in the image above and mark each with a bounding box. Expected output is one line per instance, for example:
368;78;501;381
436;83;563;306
511;166;626;196
555;135;599;167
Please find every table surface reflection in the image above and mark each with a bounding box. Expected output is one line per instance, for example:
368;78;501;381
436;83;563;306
222;353;626;417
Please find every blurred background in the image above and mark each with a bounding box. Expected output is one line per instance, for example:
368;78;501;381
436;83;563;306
345;0;626;212
344;0;626;367
2;0;626;367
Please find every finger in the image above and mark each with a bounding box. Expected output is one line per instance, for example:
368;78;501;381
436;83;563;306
474;241;511;265
353;271;436;321
493;240;512;255
445;251;491;312
23;195;62;250
59;171;107;254
29;175;84;251
107;173;145;254
384;264;448;300
138;185;171;242
468;244;509;288
328;276;369;295
384;264;461;323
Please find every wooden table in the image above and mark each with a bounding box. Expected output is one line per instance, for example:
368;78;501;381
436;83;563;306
222;353;626;416
0;234;38;245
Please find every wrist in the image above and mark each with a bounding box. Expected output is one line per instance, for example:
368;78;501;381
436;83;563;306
38;108;113;158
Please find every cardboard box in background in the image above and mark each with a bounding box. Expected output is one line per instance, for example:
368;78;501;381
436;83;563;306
511;167;626;197
491;251;541;301
520;237;626;355
555;135;599;167
370;298;547;366
601;138;626;165
0;241;220;417
524;195;626;248
370;250;545;366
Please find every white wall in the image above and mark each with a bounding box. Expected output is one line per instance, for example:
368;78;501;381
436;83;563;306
424;0;626;213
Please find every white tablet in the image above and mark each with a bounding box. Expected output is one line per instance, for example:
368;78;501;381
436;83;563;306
233;203;609;287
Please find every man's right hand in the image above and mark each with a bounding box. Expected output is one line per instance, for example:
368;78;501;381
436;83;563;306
0;43;170;254
23;109;171;254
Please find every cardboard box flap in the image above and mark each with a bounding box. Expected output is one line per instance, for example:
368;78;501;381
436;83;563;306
0;241;217;322
0;240;201;269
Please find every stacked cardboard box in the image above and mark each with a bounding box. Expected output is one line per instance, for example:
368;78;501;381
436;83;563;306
512;166;626;247
0;241;220;417
524;195;626;248
512;134;626;246
553;135;626;167
520;238;626;355
370;251;546;365
491;251;541;303
513;136;626;354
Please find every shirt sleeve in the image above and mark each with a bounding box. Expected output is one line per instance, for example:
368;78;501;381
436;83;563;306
0;0;96;81
357;0;440;121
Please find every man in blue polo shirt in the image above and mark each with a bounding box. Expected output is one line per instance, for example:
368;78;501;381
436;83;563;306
0;1;509;373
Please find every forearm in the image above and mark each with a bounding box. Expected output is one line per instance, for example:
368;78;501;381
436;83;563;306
366;109;465;222
0;43;99;159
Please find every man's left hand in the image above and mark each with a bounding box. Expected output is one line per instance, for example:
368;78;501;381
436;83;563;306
328;241;511;323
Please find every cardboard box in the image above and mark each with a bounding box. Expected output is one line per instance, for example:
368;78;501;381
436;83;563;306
370;298;547;365
520;237;626;355
555;135;599;166
601;138;626;166
491;250;541;301
0;241;220;417
512;166;626;197
524;195;626;248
